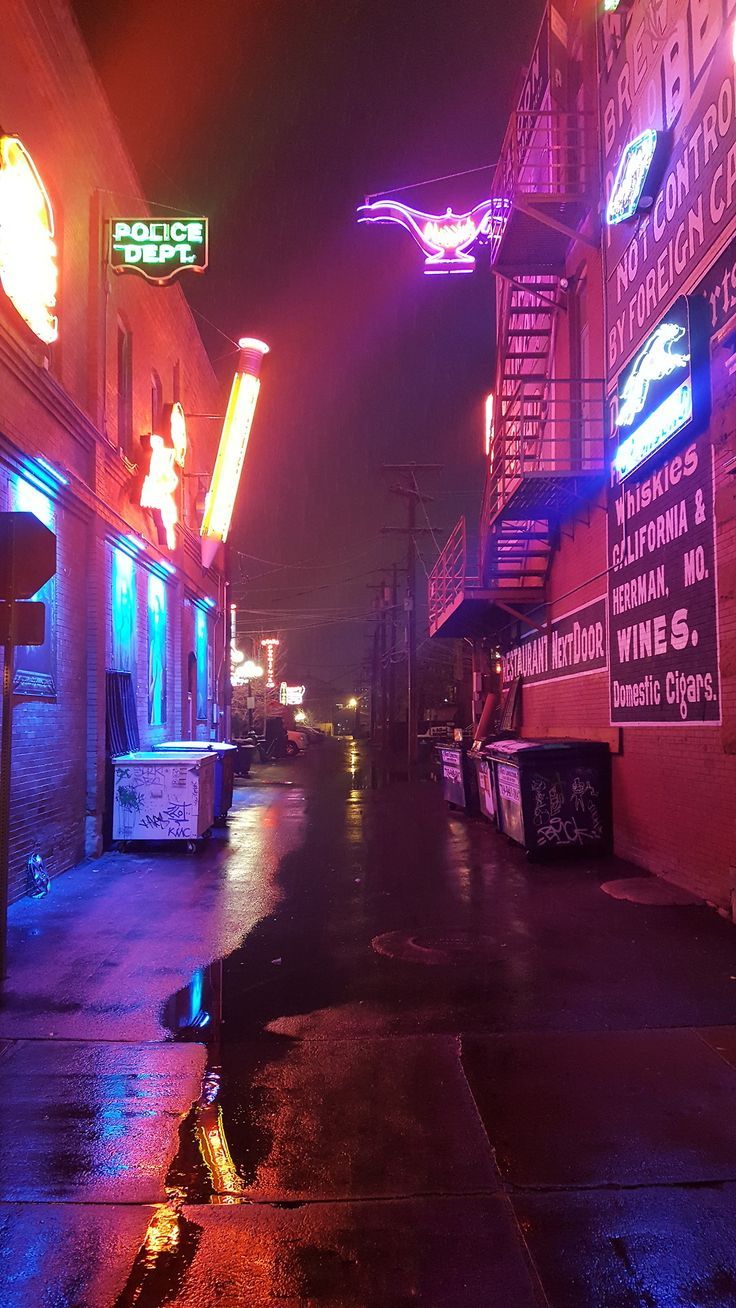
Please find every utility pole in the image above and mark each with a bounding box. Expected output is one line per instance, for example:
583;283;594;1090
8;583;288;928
379;578;389;749
368;592;380;740
368;577;393;747
381;465;442;768
388;562;398;751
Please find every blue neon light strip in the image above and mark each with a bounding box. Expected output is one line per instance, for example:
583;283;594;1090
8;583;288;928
35;456;68;487
613;379;692;479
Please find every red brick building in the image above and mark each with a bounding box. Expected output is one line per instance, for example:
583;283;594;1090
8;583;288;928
429;0;736;909
1;1;227;900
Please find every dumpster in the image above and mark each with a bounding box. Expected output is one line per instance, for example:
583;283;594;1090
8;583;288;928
112;750;216;845
471;748;496;823
156;740;237;821
486;738;611;854
436;744;479;814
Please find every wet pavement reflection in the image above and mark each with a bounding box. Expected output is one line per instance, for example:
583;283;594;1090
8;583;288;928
5;739;736;1304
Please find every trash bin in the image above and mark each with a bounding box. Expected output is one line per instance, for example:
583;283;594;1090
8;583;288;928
156;740;237;821
436;744;479;814
470;749;496;823
486;738;612;855
232;739;257;778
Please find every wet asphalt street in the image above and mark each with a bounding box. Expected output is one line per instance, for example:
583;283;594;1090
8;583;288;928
3;738;736;1305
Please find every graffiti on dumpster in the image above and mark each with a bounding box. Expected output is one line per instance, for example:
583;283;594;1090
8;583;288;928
530;770;603;847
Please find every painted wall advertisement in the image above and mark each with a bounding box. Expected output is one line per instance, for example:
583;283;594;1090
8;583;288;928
600;0;736;376
607;437;720;724
502;597;608;687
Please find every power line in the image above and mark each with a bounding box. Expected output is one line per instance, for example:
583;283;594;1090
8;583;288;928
232;545;379;571
365;160;498;201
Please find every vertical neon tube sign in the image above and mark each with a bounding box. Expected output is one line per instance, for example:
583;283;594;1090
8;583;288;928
484;394;494;458
260;637;279;689
201;338;269;568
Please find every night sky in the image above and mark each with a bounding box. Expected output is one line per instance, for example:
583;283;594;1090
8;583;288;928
72;0;543;690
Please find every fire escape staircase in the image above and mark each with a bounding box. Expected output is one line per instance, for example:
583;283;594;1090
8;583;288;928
482;275;562;606
428;15;604;640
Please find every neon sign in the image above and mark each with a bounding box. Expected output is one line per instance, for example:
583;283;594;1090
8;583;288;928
230;603;263;686
613;297;707;480
260;637;279;689
606;130;660;225
484;394;494;458
0;135;58;343
110;218;208;284
140;402;187;550
201;339;269;568
357;197;509;274
279;683;305;706
616;324;689;429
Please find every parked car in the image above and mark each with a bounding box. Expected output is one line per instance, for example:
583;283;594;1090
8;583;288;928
287;729;309;755
295;725;324;743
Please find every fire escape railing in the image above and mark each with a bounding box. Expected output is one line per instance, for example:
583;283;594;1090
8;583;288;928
428;517;478;632
487;109;595;265
484;377;606;525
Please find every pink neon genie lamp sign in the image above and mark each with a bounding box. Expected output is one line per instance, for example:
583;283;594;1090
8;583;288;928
357;196;509;274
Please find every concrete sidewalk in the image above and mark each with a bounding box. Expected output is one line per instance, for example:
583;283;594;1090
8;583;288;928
2;741;736;1306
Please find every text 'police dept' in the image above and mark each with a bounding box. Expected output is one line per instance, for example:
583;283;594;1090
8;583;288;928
112;220;204;266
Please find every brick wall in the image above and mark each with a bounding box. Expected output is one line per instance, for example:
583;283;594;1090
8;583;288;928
0;1;226;900
520;365;736;909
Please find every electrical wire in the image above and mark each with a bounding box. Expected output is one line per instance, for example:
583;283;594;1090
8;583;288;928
365;161;498;201
188;306;242;348
232;565;386;597
411;471;443;558
232;545;379;571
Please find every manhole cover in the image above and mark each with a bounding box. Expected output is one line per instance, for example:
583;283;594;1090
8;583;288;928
371;929;496;965
600;877;701;906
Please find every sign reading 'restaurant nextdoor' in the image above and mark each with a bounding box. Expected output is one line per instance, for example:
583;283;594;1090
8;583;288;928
607;439;720;724
502;598;608;688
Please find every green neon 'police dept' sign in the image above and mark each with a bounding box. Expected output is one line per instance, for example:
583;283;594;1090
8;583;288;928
110;218;208;284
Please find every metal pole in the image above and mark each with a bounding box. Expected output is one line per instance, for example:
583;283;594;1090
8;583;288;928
370;601;379;741
0;639;15;980
407;497;417;767
388;563;397;752
378;587;387;748
223;541;231;742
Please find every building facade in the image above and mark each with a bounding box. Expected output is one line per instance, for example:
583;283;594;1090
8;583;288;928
429;0;736;909
1;0;227;901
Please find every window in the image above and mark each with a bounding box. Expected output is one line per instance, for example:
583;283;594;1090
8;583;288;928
111;547;136;676
195;606;208;720
151;369;163;434
117;321;133;458
11;476;57;696
147;574;167;725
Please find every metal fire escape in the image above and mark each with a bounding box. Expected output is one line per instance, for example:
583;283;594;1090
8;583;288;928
428;5;605;639
479;82;605;615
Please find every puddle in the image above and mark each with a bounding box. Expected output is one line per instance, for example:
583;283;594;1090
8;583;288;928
160;937;301;1206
